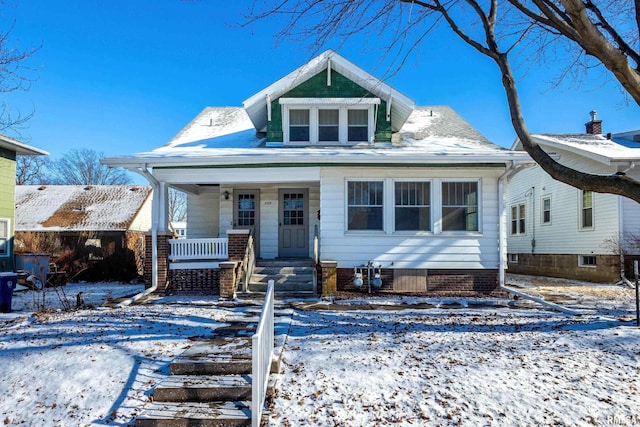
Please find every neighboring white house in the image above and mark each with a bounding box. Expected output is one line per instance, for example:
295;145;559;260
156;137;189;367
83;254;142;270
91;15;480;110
102;50;531;297
507;113;640;283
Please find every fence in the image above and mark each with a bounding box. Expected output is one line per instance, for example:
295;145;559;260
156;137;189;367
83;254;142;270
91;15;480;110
251;279;275;427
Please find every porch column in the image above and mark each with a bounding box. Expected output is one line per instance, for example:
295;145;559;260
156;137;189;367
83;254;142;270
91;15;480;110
319;260;338;297
144;231;172;292
157;181;170;232
219;261;238;299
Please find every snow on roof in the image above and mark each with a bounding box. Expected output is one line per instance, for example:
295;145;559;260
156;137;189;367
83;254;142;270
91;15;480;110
242;50;415;133
529;133;640;164
102;105;528;169
163;107;260;149
152;105;503;154
399;106;504;152
15;185;152;232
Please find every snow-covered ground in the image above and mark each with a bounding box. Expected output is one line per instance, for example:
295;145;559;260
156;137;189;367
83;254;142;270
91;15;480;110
0;277;638;426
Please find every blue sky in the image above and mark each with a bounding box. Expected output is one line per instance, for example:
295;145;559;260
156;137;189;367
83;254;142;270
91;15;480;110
4;1;639;160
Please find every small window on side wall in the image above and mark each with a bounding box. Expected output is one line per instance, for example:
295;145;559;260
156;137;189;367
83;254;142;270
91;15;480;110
579;255;596;267
542;197;551;224
581;190;593;229
0;219;8;256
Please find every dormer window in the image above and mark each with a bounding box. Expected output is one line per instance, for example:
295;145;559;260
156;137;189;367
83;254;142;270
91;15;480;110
280;97;379;145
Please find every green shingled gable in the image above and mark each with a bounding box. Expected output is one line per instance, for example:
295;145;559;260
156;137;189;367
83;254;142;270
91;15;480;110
266;69;392;143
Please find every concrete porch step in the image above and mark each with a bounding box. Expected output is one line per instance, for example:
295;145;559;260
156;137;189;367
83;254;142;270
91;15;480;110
170;338;253;376
247;281;315;293
135;401;252;427
152;375;252;402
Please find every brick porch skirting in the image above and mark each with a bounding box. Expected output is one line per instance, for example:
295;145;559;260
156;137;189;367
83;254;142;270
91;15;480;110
166;268;220;295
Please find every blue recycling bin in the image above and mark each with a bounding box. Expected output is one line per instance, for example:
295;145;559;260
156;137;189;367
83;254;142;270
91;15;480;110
0;272;17;313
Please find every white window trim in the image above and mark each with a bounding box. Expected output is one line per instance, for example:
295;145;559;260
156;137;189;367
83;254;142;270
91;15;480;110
392;179;433;235
510;202;526;235
344;178;483;236
579;255;597;267
281;97;379;146
0;218;10;257
541;195;552;226
579;190;594;231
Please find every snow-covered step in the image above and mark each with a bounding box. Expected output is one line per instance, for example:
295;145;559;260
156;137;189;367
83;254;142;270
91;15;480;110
170;337;253;376
152;375;251;402
135;401;252;427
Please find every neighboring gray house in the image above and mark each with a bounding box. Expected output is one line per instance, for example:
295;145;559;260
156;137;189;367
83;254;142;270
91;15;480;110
103;50;531;297
507;113;640;283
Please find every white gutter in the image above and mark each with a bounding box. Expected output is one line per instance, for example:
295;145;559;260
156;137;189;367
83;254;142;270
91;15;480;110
116;164;161;307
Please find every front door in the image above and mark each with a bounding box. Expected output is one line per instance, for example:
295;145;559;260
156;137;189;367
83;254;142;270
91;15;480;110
279;189;308;258
234;190;260;257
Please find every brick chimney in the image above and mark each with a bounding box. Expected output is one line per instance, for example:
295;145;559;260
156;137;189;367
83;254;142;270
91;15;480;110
585;110;602;134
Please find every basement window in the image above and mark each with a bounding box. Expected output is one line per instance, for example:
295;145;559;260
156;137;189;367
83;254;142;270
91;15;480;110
579;255;597;267
508;253;518;263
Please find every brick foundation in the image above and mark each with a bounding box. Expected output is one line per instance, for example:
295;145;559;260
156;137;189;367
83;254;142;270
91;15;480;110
166;269;220;295
507;253;622;283
335;268;502;296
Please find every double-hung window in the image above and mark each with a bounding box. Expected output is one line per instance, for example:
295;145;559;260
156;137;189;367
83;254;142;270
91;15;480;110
510;203;526;235
441;181;479;231
581;190;593;229
0;219;8;256
347;181;383;231
542;196;551;224
289;109;310;142
395;181;431;231
318;109;339;142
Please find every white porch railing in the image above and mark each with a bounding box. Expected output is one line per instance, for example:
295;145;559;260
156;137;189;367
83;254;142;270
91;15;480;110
252;280;275;427
168;238;228;261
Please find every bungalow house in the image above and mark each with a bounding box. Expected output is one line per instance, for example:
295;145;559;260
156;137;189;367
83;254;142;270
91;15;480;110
102;50;531;297
14;185;152;281
506;113;640;283
0;134;48;272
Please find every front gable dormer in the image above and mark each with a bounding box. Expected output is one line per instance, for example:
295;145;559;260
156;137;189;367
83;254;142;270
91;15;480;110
242;50;415;147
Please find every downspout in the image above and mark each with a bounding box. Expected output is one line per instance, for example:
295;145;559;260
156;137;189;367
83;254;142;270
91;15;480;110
498;161;581;315
497;161;517;288
116;164;161;307
617;195;634;287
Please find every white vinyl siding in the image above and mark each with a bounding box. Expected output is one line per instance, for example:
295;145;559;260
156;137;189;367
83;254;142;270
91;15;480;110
506;145;621;256
187;187;221;239
321;167;498;269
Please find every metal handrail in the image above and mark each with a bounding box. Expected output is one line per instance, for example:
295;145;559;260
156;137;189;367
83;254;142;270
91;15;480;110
251;279;275;427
